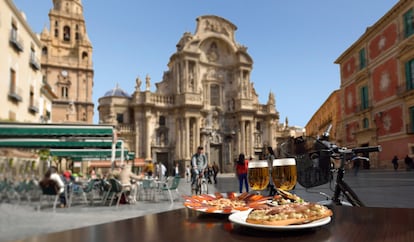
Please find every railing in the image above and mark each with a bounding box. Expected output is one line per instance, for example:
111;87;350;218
9;30;24;52
117;124;135;133
8;87;23;102
28;101;40;113
30;55;41;70
396;83;414;97
42;56;89;66
150;93;175;105
406;123;414;134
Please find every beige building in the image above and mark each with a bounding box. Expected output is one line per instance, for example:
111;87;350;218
1;0;56;123
305;90;339;140
40;0;94;123
98;15;280;174
0;0;57;178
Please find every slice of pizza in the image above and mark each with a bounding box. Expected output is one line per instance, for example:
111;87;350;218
246;202;333;226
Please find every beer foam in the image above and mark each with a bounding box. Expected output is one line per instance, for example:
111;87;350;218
272;158;296;166
248;160;268;168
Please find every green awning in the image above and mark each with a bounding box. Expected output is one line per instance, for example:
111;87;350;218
0;123;114;138
50;148;129;161
0;139;122;148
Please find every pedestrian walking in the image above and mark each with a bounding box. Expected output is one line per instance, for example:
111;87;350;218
212;162;219;184
404;155;413;171
392;155;399;171
173;162;179;177
265;146;277;196
352;156;361;176
236;153;249;193
185;165;191;183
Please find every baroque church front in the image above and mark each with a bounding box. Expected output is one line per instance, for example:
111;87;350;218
98;15;280;174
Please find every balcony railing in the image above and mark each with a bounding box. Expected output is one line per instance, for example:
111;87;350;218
117;124;135;133
30;55;41;70
28;105;39;113
9;30;24;52
407;123;414;134
8;88;23;102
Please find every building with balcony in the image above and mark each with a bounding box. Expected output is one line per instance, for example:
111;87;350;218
0;0;56;123
335;0;414;168
98;15;280;174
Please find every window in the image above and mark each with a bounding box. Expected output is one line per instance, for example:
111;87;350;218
360;86;369;110
159;116;166;126
28;86;38;113
116;113;124;124
30;46;40;70
404;9;414;38
54;28;58;37
362;118;369;129
8;69;22;102
359;48;366;70
29;86;34;107
405;59;414;91
42;47;48;55
256;122;261;131
9;69;16;94
63;26;70;41
10;21;23;51
210;84;220;106
409;106;414;133
61;86;68;98
11;22;17;40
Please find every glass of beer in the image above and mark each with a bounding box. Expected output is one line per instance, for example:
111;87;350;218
248;160;270;193
271;158;297;191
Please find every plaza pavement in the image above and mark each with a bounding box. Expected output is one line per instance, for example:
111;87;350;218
1;169;414;242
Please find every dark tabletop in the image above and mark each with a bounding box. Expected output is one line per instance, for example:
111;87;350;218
13;206;414;242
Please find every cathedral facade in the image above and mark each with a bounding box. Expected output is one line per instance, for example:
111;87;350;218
98;15;280;174
40;0;94;123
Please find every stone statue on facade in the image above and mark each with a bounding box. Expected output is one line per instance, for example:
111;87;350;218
268;91;275;105
135;76;141;91
145;74;151;91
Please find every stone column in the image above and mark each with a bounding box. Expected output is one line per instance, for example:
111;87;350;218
241;120;246;154
176;118;181;159
185;117;190;159
135;120;140;158
145;113;151;161
250;121;255;157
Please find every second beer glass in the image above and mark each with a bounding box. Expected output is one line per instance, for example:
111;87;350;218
271;158;297;191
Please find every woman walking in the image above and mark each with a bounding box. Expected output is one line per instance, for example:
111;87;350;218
236;153;249;193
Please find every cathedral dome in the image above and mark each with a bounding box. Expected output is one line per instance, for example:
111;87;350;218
103;84;130;98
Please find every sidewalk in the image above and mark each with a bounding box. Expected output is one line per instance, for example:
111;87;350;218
1;170;414;242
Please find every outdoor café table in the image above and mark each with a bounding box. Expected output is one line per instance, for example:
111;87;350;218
10;206;414;242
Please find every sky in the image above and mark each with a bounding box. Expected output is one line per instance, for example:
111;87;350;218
13;0;399;127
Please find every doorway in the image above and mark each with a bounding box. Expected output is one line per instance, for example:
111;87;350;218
210;144;222;171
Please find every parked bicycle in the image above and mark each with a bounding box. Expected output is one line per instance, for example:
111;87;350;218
280;126;381;207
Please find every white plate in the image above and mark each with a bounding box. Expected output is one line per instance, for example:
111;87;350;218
228;210;331;230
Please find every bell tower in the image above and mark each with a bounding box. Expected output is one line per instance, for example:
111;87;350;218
40;0;94;123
